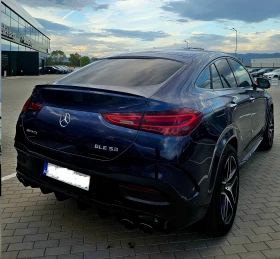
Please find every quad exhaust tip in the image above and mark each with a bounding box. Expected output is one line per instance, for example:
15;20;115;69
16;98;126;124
17;176;29;187
139;223;154;234
120;219;135;230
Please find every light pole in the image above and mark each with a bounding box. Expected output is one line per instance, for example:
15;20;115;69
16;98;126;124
230;28;237;56
184;40;189;49
79;49;82;67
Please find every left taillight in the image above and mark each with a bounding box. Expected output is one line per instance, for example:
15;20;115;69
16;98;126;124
102;108;203;136
22;98;43;112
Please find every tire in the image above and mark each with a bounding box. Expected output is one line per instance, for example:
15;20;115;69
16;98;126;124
260;108;274;150
203;145;239;236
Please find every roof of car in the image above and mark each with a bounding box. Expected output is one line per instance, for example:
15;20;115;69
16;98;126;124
106;49;231;64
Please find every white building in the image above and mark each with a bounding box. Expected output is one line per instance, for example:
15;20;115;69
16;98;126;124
251;58;280;68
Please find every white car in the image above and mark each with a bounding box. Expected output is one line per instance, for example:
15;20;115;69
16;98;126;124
263;69;280;80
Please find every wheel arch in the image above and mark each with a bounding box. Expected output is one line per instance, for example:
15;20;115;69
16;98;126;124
207;127;239;197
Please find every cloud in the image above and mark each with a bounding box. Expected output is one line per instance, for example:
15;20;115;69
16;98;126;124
161;0;280;23
188;33;251;48
36;18;82;33
176;18;188;23
17;0;109;11
36;18;170;41
269;34;280;41
103;29;170;41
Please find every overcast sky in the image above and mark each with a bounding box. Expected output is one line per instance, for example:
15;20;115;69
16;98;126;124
16;0;280;57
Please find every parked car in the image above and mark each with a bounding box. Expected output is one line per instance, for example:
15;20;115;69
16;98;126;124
46;66;64;74
251;68;275;78
15;50;274;236
52;66;66;74
247;68;260;73
61;65;71;73
57;65;71;74
263;68;280;80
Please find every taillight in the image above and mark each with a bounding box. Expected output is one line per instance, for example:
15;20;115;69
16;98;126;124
22;98;43;112
102;113;143;130
22;98;31;111
102;108;203;136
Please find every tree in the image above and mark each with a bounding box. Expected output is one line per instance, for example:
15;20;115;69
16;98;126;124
91;57;99;62
48;50;66;65
69;53;81;67
81;56;90;67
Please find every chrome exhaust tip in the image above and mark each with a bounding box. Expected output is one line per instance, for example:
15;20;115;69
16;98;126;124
139;222;154;234
120;219;135;230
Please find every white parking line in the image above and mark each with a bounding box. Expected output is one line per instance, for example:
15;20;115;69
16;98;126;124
2;173;17;181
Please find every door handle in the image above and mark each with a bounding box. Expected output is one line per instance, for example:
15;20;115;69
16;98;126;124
249;97;255;101
227;103;237;109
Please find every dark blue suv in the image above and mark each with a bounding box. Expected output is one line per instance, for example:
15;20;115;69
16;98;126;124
15;50;274;236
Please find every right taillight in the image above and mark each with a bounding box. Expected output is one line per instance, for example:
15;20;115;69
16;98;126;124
102;108;203;136
22;98;43;112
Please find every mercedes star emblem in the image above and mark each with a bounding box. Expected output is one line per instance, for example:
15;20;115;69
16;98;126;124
59;113;71;127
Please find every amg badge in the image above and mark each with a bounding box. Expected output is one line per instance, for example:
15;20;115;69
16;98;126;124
94;144;118;152
26;129;37;135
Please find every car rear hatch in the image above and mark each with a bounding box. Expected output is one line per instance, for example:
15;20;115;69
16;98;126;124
21;58;187;161
22;85;147;160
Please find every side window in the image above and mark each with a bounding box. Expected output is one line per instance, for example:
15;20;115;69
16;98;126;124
196;68;211;89
211;64;223;89
229;59;252;87
215;59;237;88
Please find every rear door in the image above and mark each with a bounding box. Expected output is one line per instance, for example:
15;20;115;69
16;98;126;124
228;59;267;140
211;58;252;158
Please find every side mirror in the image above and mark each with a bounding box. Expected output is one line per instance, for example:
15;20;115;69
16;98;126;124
256;77;270;89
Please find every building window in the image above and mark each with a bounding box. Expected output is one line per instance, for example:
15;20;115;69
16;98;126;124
1;3;5;13
11;18;18;32
19;44;25;51
19;17;25;27
5;5;11;16
19;22;25;35
11;10;18;21
32;27;36;40
11;42;18;51
2;12;10;27
26;24;30;37
1;39;11;51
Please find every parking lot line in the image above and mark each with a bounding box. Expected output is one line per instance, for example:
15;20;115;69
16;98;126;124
2;173;17;181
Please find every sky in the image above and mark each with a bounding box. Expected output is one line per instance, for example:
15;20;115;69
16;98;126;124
16;0;280;58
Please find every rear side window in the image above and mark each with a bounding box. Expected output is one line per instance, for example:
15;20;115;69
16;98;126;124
196;68;211;89
211;64;223;89
228;59;252;87
57;59;184;87
215;59;237;88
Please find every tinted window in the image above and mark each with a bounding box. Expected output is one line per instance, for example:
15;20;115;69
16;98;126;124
196;68;211;89
2;39;10;51
215;59;237;88
58;59;184;87
211;64;223;89
228;59;252;87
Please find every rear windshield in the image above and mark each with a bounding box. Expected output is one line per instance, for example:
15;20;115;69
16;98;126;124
57;59;184;87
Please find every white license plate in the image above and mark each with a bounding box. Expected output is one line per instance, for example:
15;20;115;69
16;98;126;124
43;162;90;191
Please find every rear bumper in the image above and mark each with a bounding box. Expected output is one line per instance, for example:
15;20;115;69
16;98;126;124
15;143;207;230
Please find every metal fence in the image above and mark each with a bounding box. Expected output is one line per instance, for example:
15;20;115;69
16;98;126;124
251;63;280;68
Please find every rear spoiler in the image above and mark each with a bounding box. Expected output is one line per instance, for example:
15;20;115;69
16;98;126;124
36;83;160;99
